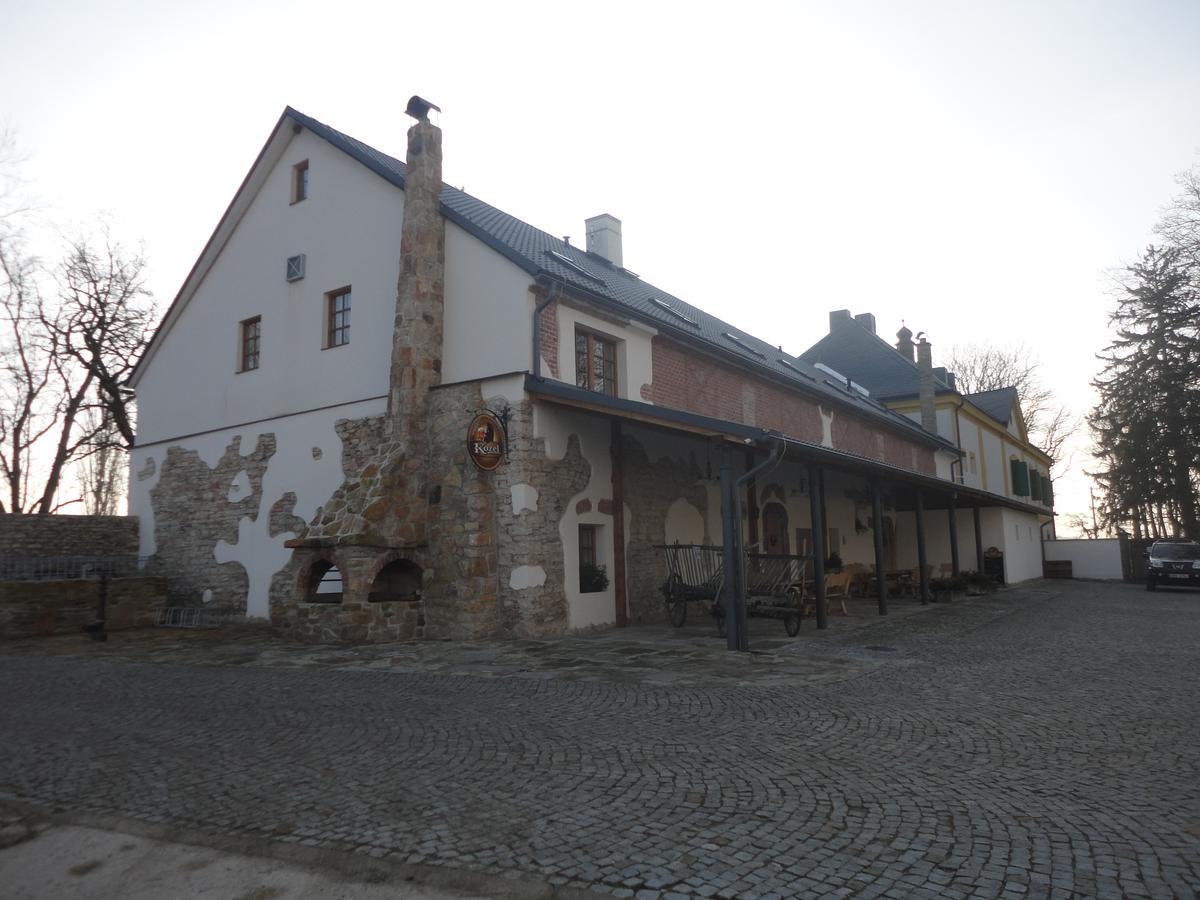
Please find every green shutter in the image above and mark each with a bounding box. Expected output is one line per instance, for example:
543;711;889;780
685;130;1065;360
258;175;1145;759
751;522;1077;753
1043;475;1054;507
1030;470;1042;501
1010;459;1029;496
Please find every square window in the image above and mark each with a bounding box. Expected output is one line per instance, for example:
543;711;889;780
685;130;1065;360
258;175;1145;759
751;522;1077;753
574;329;617;397
325;286;351;348
292;160;309;204
286;254;306;282
239;316;261;372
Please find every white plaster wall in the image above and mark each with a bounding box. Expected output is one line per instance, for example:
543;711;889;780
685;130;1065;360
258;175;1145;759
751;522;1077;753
1043;539;1124;580
981;427;1006;495
553;304;656;402
135;131;403;446
442;224;537;384
534;404;620;630
129;397;386;618
957;418;984;490
1001;508;1045;582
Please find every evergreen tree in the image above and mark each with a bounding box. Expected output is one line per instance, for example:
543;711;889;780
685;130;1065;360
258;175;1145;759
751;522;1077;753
1090;246;1200;537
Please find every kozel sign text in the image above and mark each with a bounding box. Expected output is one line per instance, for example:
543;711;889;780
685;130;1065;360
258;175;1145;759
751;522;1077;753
467;412;505;471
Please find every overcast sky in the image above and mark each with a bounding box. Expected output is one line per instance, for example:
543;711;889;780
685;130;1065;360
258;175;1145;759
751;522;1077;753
3;0;1199;530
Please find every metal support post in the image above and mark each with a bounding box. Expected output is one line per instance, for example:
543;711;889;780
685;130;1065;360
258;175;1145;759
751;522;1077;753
808;463;827;629
872;481;887;615
915;490;929;604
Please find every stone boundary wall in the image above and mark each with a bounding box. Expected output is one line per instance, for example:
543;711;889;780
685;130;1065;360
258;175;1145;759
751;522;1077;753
0;576;167;639
0;514;139;557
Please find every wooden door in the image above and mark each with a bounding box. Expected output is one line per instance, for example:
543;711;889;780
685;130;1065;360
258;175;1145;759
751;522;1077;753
762;503;789;554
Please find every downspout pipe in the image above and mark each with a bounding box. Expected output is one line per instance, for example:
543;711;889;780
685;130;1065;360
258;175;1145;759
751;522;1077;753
727;434;786;651
531;279;562;378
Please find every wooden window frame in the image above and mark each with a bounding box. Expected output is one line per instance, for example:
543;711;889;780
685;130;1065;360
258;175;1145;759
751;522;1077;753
579;524;598;570
574;328;617;398
292;160;309;204
238;316;261;373
325;286;351;349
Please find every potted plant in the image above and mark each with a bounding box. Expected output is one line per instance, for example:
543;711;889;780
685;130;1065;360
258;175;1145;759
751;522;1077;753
929;575;967;603
963;570;997;596
580;562;609;594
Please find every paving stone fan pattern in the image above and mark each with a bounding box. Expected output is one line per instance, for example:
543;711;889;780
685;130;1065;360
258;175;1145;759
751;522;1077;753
1;582;1198;899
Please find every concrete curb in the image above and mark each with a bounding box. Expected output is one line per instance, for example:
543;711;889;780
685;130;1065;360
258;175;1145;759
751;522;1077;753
0;797;600;900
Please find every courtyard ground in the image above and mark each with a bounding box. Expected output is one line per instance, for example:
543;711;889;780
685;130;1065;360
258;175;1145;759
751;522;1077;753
0;580;1197;898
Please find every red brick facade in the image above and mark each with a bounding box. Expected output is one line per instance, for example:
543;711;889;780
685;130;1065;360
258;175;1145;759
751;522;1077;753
539;299;559;378
647;336;936;475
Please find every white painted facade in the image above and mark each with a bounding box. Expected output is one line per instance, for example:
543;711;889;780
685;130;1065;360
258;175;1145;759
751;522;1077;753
1043;539;1125;580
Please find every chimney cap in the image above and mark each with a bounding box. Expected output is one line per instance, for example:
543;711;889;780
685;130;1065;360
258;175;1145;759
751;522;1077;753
405;95;442;121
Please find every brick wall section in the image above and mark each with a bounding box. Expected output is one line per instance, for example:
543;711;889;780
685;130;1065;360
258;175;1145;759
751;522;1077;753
648;336;936;476
539;297;559;378
621;434;710;625
0;515;138;557
0;576;166;639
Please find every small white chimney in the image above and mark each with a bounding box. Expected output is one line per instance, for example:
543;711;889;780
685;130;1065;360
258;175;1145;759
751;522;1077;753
585;214;622;267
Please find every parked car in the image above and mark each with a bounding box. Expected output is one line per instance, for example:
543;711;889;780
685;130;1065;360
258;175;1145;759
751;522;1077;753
1145;540;1200;591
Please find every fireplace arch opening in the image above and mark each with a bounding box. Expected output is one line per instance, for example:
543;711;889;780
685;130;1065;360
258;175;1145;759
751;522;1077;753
369;558;422;603
306;559;344;603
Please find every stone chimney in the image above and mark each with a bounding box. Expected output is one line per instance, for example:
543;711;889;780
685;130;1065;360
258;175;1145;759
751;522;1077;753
917;335;937;434
388;102;445;426
853;312;876;334
585;214;622;266
895;324;915;362
829;309;853;332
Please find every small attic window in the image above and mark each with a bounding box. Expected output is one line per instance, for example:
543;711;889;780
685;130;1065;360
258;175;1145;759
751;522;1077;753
650;297;697;327
722;332;766;358
546;249;603;283
292;160;309;204
286;254;306;282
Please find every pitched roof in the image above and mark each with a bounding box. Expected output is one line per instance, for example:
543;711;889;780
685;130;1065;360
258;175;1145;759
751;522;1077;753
133;107;955;452
798;318;955;400
283;110;960;449
965;387;1019;425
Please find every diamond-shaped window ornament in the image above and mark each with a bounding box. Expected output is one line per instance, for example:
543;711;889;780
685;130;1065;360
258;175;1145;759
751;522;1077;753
286;254;306;282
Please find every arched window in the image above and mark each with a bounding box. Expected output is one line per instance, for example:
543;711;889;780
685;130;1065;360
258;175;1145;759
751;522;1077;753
306;559;343;603
368;559;422;603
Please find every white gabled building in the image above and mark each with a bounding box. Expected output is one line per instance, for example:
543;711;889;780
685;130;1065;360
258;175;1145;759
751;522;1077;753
129;102;1047;644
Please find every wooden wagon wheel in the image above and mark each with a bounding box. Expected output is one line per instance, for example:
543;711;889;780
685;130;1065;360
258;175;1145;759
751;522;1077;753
664;573;688;627
784;586;803;636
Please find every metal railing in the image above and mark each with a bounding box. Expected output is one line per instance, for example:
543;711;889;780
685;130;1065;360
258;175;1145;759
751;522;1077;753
0;555;148;583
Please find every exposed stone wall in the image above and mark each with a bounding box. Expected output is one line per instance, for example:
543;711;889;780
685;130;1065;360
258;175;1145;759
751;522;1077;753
493;401;591;636
0;515;138;558
149;434;275;611
648;336;937;475
621;433;710;624
0;576;167;639
422;381;502;639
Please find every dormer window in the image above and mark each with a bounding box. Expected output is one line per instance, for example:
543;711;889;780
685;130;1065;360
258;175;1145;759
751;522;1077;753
575;329;616;398
292;160;309;204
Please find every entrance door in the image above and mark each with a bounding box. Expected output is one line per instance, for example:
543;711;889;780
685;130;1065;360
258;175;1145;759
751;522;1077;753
762;503;789;554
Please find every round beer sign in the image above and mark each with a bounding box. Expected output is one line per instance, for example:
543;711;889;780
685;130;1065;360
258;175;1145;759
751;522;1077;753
467;412;505;471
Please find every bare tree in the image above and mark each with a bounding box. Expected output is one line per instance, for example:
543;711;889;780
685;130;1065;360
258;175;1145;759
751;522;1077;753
75;408;124;515
947;342;1077;465
1158;164;1200;268
51;235;153;448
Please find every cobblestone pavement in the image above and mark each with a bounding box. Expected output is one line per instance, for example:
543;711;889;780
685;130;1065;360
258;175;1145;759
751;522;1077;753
1;581;1198;898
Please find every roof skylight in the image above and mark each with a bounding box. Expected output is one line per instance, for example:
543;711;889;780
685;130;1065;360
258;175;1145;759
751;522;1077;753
775;358;805;376
651;297;698;327
545;249;602;282
722;332;766;358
